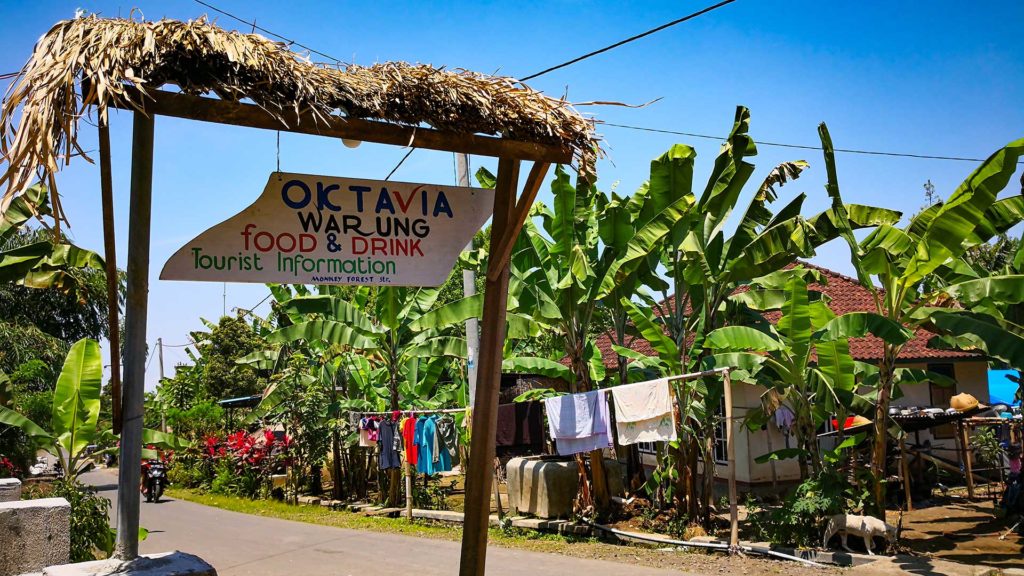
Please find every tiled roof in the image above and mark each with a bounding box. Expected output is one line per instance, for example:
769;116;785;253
591;261;979;371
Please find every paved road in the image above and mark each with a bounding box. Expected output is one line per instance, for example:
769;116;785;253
83;468;687;576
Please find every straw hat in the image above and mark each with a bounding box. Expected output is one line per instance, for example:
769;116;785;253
950;392;979;412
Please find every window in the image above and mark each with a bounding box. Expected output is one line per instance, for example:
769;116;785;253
928;363;956;439
637;441;657;455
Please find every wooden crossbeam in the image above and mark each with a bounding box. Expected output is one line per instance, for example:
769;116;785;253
106;90;574;164
487;161;551;280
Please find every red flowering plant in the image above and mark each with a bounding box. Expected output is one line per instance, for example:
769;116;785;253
0;455;20;479
201;429;292;498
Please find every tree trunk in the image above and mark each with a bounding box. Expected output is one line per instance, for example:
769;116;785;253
870;344;898;521
331;429;344;500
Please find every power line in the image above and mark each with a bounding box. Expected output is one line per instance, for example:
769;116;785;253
237;292;272;314
158;341;195;348
602;122;1016;163
521;0;738;81
384;148;415;181
192;0;345;65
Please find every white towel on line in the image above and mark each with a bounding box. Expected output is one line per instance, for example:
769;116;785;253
610;378;677;445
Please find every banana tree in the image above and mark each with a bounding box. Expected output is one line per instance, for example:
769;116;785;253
262;285;468;504
604;108;900;524
470;164;641;513
0;183;104;292
0;338;184;479
820;126;1024;518
707;267;920;478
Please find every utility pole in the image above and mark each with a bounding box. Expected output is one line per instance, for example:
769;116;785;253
457;153;480;408
222;283;227;317
158;338;166;432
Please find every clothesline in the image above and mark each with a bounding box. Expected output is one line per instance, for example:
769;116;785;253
347;406;468;417
598;367;734;394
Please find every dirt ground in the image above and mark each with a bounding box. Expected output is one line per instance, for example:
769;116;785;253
897;498;1023;569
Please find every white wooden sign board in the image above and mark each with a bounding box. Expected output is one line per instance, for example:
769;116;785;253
161;172;493;286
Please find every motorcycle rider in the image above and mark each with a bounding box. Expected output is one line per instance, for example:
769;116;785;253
140;446;170;497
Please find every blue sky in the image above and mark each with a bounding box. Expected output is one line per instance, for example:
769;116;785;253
1;1;1022;388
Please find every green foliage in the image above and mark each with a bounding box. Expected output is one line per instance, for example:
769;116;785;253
747;464;871;548
192;316;270;401
819;132;1024;515
165;400;224;442
972;427;1003;470
47;479;114;561
413;478;457;511
0;338;186;479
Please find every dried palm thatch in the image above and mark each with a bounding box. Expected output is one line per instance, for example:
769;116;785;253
0;15;599;226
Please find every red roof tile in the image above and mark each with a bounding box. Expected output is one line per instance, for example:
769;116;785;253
591;261;979;371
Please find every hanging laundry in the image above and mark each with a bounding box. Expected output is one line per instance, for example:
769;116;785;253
496;401;545;453
401;416;419;466
544;390;613;456
377;418;402;470
436;415;460;467
429;415;453;473
415;416;437;475
610;378;677;445
358;417;379;448
773;405;795;431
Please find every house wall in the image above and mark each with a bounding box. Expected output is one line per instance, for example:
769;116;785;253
889;359;989;464
635;360;989;486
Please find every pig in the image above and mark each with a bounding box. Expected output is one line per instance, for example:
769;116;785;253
822;513;897;555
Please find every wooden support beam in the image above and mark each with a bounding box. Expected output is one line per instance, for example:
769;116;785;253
487;161;551;281
958;422;975;499
724;371;738;551
105;90;573;164
899;440;913;511
97;120;122;434
114;112;154;560
460;157;519;576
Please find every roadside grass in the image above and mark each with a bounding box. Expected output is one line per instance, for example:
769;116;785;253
165;488;842;575
166;488;594;553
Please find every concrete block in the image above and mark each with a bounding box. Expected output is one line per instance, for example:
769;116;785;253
0;497;70;576
296;496;320;506
506;457;578;519
43;551;216;576
510;517;591;536
0;478;21;502
603;458;625;498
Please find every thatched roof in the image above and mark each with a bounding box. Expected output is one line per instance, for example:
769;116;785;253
0;15;599;224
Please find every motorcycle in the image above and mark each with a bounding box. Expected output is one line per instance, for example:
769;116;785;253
143;460;168;503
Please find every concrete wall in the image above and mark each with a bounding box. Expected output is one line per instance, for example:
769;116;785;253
0;497;70;576
0;479;21;502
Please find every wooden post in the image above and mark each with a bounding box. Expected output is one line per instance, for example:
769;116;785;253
492;462;504;519
899;439;913;511
405;461;413;521
114;113;154;560
958;421;975;499
724;370;738;551
98;120;122;434
458;157;519;576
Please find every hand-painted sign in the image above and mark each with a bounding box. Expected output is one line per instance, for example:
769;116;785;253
161;172;493;286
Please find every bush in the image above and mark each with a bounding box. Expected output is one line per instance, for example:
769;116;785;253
747;467;870;548
202;429;291;499
47;479;114;561
0;454;19;478
165;401;224;442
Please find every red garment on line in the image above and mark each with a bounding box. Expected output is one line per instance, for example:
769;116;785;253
402;417;418;465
